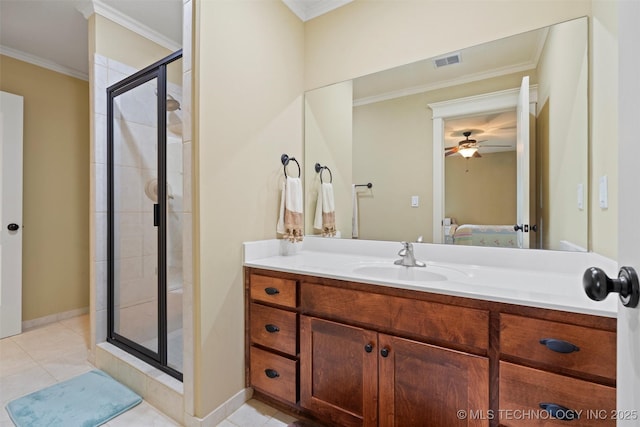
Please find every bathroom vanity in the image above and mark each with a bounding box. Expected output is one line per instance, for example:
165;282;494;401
244;239;617;427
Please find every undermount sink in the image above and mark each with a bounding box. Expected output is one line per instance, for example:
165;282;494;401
353;264;450;282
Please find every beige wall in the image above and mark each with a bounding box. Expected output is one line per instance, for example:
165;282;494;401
90;14;173;72
0;55;90;321
304;0;591;91
590;0;618;259
193;0;304;416
536;17;589;251
304;80;353;237
445;151;517;225
188;0;619;419
351;71;532;242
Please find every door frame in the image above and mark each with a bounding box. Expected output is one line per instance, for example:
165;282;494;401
429;85;538;243
0;91;24;339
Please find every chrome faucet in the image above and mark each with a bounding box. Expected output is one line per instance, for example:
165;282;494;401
394;241;426;267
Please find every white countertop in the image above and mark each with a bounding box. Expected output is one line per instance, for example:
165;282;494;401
244;237;619;318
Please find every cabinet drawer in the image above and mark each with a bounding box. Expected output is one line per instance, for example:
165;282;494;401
250;274;297;308
301;282;488;350
500;314;615;381
250;346;297;404
499;362;615;427
250;303;297;356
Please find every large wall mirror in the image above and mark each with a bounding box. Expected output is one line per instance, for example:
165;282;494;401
304;17;588;251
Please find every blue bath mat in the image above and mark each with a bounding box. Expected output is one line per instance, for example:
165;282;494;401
5;369;142;427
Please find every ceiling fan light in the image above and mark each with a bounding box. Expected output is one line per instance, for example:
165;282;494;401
459;147;478;158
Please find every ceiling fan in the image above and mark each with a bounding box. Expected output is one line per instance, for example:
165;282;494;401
444;131;511;158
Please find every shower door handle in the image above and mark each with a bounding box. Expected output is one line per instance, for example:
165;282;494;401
154;204;159;227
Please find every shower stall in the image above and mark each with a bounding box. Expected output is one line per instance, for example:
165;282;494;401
106;51;184;380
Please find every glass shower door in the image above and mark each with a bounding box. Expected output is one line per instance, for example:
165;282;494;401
107;50;182;380
111;75;160;357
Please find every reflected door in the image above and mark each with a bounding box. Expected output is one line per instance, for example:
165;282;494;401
0;91;23;339
516;76;530;249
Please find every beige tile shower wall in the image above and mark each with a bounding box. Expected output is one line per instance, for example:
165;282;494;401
88;13;177;349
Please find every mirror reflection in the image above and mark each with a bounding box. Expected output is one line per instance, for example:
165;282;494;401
304;17;588;251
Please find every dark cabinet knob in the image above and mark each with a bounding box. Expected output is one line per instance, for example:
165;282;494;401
264;324;280;333
7;223;19;231
264;369;279;379
364;343;373;353
539;403;579;421
380;347;390;358
539;338;580;354
583;266;640;308
264;287;280;295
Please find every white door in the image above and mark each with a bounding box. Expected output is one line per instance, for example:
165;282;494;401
516;76;530;249
0;91;23;339
617;1;640;421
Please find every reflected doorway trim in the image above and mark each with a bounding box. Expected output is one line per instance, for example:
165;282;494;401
428;85;538;243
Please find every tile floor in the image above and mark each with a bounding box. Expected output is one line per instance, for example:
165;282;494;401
0;314;295;427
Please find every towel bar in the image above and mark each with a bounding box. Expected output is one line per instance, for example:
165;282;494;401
355;183;373;189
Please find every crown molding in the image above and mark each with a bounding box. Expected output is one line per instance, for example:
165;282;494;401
282;0;352;21
0;45;88;81
353;61;537;107
76;0;180;51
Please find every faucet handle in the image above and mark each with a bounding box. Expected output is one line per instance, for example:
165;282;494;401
400;241;411;249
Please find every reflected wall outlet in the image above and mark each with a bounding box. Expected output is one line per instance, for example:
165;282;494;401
411;196;419;207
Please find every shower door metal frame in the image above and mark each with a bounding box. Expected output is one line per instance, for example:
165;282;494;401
106;50;183;381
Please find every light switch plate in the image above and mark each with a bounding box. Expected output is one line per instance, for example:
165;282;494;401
411;196;419;207
577;183;584;210
599;176;608;209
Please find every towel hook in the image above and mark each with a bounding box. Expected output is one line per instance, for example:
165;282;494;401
281;154;301;178
314;163;333;184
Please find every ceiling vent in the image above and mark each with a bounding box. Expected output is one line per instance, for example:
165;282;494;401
433;53;461;68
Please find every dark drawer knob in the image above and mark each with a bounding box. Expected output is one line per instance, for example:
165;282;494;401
364;343;373;353
264;369;279;379
380;347;390;358
265;324;280;333
539;403;579;421
583;266;640;308
7;223;19;231
264;287;280;295
539;338;580;354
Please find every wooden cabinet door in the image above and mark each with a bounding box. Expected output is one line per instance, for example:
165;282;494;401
378;334;489;427
300;316;378;427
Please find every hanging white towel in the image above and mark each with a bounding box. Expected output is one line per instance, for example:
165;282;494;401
314;182;336;237
276;177;304;242
352;184;359;239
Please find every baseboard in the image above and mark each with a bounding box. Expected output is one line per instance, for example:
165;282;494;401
183;387;253;427
22;307;89;331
